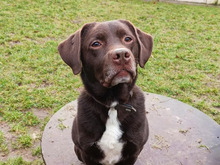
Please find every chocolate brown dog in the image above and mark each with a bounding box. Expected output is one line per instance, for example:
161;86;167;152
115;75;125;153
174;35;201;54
58;20;153;165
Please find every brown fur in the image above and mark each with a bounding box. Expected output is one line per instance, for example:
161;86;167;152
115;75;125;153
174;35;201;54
58;20;153;165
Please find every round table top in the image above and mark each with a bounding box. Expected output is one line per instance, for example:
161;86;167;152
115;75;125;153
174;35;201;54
41;93;220;165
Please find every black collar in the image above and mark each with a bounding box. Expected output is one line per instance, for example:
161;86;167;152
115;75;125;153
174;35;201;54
89;93;136;113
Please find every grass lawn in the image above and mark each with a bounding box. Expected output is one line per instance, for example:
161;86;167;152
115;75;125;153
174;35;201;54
0;0;219;164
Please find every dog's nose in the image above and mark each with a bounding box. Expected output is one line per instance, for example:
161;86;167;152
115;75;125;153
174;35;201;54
112;48;131;65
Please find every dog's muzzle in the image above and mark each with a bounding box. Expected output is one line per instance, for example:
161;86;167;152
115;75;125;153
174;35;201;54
101;48;136;88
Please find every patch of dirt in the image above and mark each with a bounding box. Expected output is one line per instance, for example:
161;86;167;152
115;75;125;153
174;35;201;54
2;144;42;162
214;106;220;112
32;108;52;120
0;119;14;140
39;80;52;89
206;73;220;81
25;36;57;44
0;115;47;163
27;81;53;92
71;17;83;25
9;40;22;48
37;37;57;44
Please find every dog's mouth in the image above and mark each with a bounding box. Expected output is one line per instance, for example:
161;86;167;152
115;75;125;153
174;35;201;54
101;69;135;88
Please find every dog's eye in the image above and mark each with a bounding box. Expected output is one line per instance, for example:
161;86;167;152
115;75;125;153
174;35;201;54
91;41;102;47
124;37;132;42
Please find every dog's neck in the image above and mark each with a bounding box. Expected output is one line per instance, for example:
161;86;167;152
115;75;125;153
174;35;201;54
80;71;136;107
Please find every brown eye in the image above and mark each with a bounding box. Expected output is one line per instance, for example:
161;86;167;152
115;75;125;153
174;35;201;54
91;41;102;47
124;37;132;42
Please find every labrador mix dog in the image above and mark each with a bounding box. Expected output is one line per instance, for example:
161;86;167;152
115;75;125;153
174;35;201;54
58;20;153;165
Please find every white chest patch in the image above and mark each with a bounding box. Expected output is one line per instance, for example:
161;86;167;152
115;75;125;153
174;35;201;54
98;102;124;165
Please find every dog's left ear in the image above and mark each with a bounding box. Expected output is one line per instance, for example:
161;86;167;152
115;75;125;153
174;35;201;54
135;28;153;68
119;20;153;68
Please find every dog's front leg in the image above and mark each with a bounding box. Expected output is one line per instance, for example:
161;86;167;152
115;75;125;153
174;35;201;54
74;142;103;165
76;141;104;165
115;156;138;165
83;156;102;165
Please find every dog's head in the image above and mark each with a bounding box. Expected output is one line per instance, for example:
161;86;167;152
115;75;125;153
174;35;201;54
58;20;153;88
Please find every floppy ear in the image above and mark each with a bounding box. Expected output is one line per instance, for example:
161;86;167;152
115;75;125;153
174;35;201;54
136;29;153;68
119;20;153;68
58;30;81;75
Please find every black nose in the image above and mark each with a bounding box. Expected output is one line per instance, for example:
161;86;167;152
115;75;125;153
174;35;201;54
112;48;131;65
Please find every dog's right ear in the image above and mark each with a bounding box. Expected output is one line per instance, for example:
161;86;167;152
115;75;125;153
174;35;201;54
58;30;82;75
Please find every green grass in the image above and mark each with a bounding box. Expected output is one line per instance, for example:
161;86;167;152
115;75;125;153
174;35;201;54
0;157;29;165
0;0;219;163
0;131;9;154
